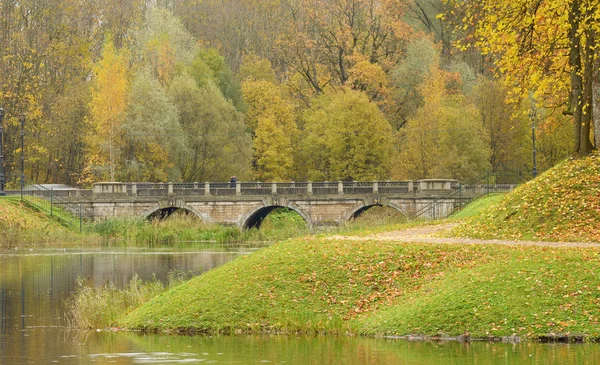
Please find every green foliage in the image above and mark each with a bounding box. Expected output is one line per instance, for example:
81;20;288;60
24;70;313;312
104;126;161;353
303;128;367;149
135;6;197;81
301;88;394;181
390;38;438;128
122;69;185;181
168;74;252;182
195;48;245;111
450;153;600;241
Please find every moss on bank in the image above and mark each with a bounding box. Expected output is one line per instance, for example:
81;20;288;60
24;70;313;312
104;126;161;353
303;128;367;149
117;236;600;341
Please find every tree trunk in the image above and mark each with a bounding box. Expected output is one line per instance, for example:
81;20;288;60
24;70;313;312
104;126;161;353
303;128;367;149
568;1;584;155
594;70;600;149
581;26;595;155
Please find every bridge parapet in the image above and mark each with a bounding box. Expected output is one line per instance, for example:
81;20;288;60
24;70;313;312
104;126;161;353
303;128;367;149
89;180;441;197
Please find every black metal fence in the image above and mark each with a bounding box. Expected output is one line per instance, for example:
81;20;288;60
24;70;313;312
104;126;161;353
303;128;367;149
17;184;93;231
410;168;541;220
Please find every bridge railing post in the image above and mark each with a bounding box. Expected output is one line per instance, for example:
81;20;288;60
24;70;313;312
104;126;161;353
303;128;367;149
373;180;379;194
338;181;343;195
272;182;277;195
131;183;137;196
236;182;241;195
168;182;174;195
307;182;313;195
205;182;210;196
408;180;414;193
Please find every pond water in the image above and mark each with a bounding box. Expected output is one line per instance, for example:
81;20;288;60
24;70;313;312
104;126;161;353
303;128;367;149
0;247;598;364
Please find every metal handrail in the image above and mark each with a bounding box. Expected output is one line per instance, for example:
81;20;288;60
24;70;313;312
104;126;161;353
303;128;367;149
20;183;93;231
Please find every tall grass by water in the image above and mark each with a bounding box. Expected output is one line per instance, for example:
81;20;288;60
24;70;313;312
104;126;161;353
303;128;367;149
88;208;312;247
64;272;192;329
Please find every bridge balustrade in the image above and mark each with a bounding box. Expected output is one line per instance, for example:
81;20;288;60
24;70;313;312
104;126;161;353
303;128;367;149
173;183;205;196
342;181;373;194
87;180;454;198
240;182;272;195
312;182;338;195
135;183;169;197
209;182;236;196
276;182;308;195
378;181;411;194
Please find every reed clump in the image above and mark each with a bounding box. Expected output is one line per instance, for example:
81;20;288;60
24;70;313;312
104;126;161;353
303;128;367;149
64;273;191;329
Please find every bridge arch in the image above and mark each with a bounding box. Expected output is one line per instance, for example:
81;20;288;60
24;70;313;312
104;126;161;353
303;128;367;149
344;201;407;222
239;204;312;230
142;205;208;222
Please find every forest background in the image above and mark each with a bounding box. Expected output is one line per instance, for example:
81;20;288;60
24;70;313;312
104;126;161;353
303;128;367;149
0;0;597;187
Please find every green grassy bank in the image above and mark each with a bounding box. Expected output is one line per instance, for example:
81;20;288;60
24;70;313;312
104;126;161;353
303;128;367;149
0;197;92;247
450;153;600;242
116;235;600;341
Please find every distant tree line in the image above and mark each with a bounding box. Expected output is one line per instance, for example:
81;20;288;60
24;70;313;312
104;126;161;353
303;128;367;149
0;0;586;186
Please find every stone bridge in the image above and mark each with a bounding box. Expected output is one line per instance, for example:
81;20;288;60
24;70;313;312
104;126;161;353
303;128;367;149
45;179;482;229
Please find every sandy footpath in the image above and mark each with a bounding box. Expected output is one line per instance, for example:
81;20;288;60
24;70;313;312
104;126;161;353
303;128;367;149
328;223;600;248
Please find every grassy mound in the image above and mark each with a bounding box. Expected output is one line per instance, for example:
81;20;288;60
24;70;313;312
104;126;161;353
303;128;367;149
118;238;497;334
0;197;80;247
359;247;600;339
116;236;600;340
448;193;507;220
451;154;600;241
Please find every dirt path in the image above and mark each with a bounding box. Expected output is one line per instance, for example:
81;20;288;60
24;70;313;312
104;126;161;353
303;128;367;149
328;223;600;248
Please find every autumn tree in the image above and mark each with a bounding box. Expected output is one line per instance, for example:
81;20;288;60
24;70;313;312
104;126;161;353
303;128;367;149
470;77;530;174
301;88;394;181
395;64;490;182
389;38;438;130
242;79;297;181
276;0;412;98
86;40;130;182
444;0;600;156
134;7;196;87
173;0;287;71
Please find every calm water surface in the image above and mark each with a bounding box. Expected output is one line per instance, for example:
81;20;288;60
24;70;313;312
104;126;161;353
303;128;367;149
0;247;597;364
